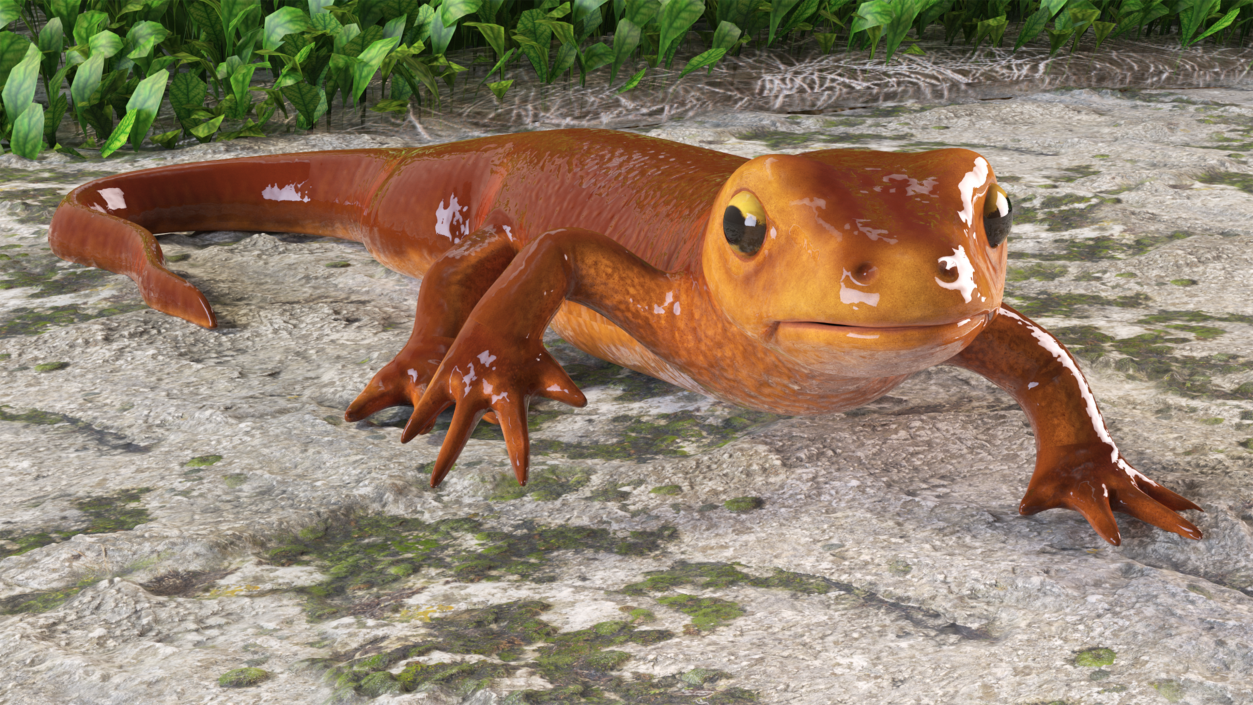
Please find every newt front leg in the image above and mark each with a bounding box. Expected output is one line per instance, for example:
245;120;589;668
949;305;1202;544
344;213;520;424
405;228;683;487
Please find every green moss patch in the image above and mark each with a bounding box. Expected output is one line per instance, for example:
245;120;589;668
0;404;148;452
1052;325;1253;399
34;361;68;372
1007;263;1067;282
657;594;745;632
218;667;271;688
735;129;912;150
1005;292;1150;318
320;600;753;702
723;497;764;512
1074;647;1116;667
1197;170;1253;194
489;465;588;502
621;561;833;596
262;514;676;620
650;484;683;496
0;303;146;338
0;487;152;565
532;410;779;462
185;454;223;467
0;578;96;616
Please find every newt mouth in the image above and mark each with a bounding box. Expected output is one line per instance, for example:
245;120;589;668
770;316;991;376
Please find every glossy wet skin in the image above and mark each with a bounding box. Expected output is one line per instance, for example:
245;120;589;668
702;150;1006;379
46;128;1202;546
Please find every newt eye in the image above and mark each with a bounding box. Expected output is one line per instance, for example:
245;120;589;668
723;192;768;255
983;184;1012;248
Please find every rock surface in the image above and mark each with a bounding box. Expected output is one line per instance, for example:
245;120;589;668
2;86;1253;704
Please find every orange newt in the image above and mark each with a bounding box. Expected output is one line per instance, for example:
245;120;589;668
47;128;1202;545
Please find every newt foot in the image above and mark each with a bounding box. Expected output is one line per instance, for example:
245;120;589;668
1020;444;1202;545
403;321;586;487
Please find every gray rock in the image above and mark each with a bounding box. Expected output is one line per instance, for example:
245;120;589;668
2;85;1253;704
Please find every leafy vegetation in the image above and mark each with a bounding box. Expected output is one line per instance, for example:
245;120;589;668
1;0;1249;159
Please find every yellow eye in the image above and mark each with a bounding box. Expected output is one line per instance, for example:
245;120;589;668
723;191;768;255
983;184;1012;247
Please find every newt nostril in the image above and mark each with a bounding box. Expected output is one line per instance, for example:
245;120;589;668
853;263;877;283
937;261;959;283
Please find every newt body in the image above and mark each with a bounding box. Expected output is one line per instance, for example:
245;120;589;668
48;128;1202;545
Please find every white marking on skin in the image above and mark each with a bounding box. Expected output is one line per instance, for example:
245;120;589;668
407;369;419;383
435;194;468;241
477;350;497;366
839;270;880;307
770;227;777;240
936;246;977;303
854;219;897;244
674;301;681;315
91;204;106;214
654;291;675;314
99;187;127;210
1028;381;1038;389
502;225;514;241
1000;309;1148;481
460;364;477;387
957;157;991;228
847;332;879;339
546;383;566;392
261;183;310;203
885;174;939;197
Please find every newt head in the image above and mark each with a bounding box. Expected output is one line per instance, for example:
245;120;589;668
700;148;1012;378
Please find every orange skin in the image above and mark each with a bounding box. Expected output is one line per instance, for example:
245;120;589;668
48;128;1202;545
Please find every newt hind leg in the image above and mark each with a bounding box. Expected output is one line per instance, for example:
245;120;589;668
345;214;520;427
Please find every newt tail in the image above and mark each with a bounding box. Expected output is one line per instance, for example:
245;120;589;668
47;151;400;328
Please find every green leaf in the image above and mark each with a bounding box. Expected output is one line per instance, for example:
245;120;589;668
440;0;482;26
370;97;409;112
1045;26;1072;56
1194;6;1240;44
711;20;741;50
281;82;327;126
487;78;512;99
189;113;225;139
573;0;609;37
580;42;613;72
170;71;208;111
609;18;641;83
309;0;334;14
769;0;803;44
538;18;576;45
1091;19;1116;49
124;21;169;60
43;93;67;144
551;40;577;79
38;18;65;65
228;63;258;118
88;30;124;60
1012;5;1051;50
352;36;399;102
428;11;456;55
73;11;109;47
263;7;312;51
657;0;703;68
383;13;407;39
715;0;752;27
679;46;724;77
49;0;80;39
0;0;19;30
10;103;44;159
464;22;507;58
1;43;39;131
126;68;168;149
616;66;645;93
151;128;180;148
626;0;660;26
0;31;32;87
70;54;105;108
1181;0;1220;46
479;46;515;82
100;108;138;157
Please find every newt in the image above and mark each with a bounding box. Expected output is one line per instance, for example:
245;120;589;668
47;128;1202;545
